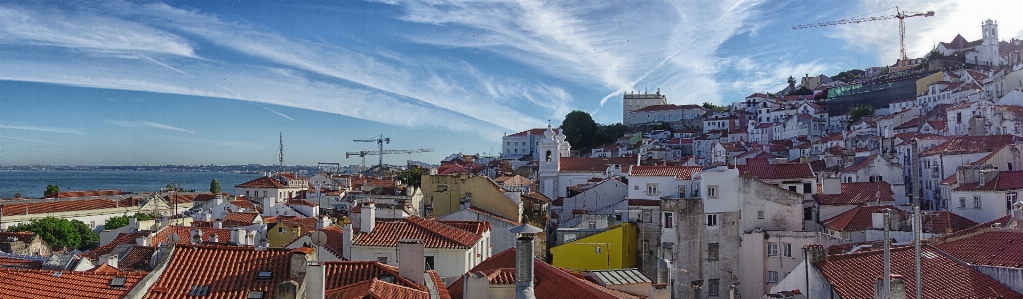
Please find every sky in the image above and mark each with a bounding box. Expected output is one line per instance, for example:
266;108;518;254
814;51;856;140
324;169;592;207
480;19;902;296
1;0;1022;166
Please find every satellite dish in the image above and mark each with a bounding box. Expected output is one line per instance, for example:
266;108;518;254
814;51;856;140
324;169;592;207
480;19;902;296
167;234;182;244
310;231;328;247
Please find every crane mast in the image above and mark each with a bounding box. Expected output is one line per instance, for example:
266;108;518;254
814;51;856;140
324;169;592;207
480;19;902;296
792;6;934;71
353;135;390;173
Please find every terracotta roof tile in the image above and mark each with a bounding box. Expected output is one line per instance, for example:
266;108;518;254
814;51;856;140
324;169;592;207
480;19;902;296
228;199;257;210
815;181;895;205
1;197;145;216
146;244;296;298
42;190;124;199
934;230;1023;267
467;207;520;225
975;170;1023;191
509;128;560;137
447;248;641;299
354;216;484;249
0;256;43;269
629;165;703;180
816;245;1022;299
921;211;978;234
321;261;426;291
939;173;958;185
222;212;261;227
840;155;876;172
0;268;145;298
560;157;638;173
736;162;814;180
820;205;902;232
325;279;429;299
235;176;287;189
118;246;156;272
919;135;1017;157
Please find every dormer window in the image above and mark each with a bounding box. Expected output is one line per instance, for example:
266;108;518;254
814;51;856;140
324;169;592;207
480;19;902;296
256;271;272;280
109;277;126;288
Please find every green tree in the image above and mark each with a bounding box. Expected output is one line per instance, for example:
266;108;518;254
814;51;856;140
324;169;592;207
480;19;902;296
787;76;796;91
6;216;99;251
562;110;599;151
788;86;814;96
396;167;426;189
830;69;865;82
848;104;875;124
134;212;157;221
14;193;21;198
702;102;728;112
104;215;129;230
209;179;222;194
599;123;629;144
44;184;60;197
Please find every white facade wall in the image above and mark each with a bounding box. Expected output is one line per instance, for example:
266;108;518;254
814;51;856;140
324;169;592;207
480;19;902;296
441;208;517;254
947;189;1017;223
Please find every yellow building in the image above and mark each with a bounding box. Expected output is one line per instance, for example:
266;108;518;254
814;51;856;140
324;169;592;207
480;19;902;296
420;174;520;221
266;217;317;247
550;223;637;271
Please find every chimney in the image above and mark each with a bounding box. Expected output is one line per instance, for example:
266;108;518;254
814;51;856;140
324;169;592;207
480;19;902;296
190;229;204;244
136;235;149;247
872;212;885;229
656;258;671;284
210;233;219;243
823;176;842;195
306;263;326;299
361;202;376;233
128;217;139;232
289;247;313;280
213;194;224;207
213;220;223;229
316;215;332;230
263;197;275;217
980;168;1000;185
463;271;491;299
509;223;543;299
874;274;907;299
398;239;426;285
232;228;247;245
805;244;827;265
342;224;353;260
105;254;119;269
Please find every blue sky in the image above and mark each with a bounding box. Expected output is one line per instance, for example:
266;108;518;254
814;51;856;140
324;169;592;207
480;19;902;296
1;0;1021;166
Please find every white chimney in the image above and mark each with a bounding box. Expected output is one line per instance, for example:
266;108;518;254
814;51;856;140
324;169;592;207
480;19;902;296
398;239;426;285
509;223;542;299
872;212;885;230
361;202;376;233
190;229;204;244
136;235;149;247
874;274;907;299
463;271;491;299
210;233;219;243
232;228;247;245
213;194;224;207
306;263;326;299
316;216;332;230
105;254;119;269
823;176;841;195
263;197;275;217
342;224;353;260
656;258;671;284
213;220;223;229
648;284;670;299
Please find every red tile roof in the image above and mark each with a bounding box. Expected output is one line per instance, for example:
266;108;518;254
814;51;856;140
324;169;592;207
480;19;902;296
235;176;287;189
736;162;814;180
119;245;157;272
42;190;124;199
973;170;1023;191
321;261;426;291
354;216;485;249
286;198;319;207
0;231;38;243
629;165;703;180
324;278;430;299
820;205;902;232
146;244;296;299
0;256;42;269
0;268;145;298
152;226;234;245
447;248;641;299
919;135;1017;157
1;197;145;216
934;230;1023;268
467;207;520;225
508;128;560;137
939;173;958;185
222;212;261;227
921;211;978;234
560;157;638;173
816;245;1023;299
228;199;257;210
815;181;895;205
840;155;876;172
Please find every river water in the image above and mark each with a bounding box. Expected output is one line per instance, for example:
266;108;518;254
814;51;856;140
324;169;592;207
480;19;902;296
0;170;262;199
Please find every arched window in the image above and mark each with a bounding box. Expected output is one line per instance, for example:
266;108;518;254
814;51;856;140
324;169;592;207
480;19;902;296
546;150;552;162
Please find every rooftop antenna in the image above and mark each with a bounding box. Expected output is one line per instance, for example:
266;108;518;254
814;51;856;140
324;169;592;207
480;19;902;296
278;133;285;174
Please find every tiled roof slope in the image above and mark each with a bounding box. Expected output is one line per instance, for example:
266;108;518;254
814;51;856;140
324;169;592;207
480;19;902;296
324;278;430;299
839;155;876;172
921;211;978;234
223;212;260;226
816;245;1023;299
629;165;703;180
0;256;43;269
919;135;1017;157
42;190;124;199
235;176;287;189
119;246;157;272
447;248;641;299
821;205;902;232
972;170;1023;191
934;230;1023;268
509;128;560;137
321;261;426;291
1;197;144;216
354;216;484;249
736;161;814;180
0;231;38;243
146;244;294;299
814;182;895;205
0;268;145;298
560;157;638;173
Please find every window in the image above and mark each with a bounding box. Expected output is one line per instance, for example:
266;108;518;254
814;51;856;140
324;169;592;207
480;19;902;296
1008;192;1018;210
708;243;719;260
768;243;779;256
959;197;966;208
804;207;813;221
974;196;982;209
256;271;272;280
109;277;127;288
189;285;210;296
788;186;797;192
767;271;779;283
707;185;718;198
664;212;674;228
425;256;435;270
247;291;264;299
757;210;764;219
377;257;388;264
278;227;286;233
708;279;720;296
706;214;718;226
646;183;659;195
783;243;792;257
803;183;812;194
634;185;639;190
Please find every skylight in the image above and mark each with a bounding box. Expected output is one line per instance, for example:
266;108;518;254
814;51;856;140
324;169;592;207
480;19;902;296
256;271;272;280
109;277;127;288
247;291;264;299
189;285;209;296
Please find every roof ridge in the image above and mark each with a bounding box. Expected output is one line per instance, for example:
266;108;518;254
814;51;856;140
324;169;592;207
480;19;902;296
405;216;479;247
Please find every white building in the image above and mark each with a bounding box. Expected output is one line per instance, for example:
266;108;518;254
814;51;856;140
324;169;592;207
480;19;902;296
623;90;668;123
501;128;560;160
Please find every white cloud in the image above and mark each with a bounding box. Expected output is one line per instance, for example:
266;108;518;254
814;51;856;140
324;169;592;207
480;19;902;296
262;106;296;121
107;120;191;133
0;136;61;145
0;124;85;135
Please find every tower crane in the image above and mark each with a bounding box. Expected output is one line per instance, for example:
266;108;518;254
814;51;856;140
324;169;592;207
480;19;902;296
353;135;390;173
792;6;934;71
346;149;435;173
